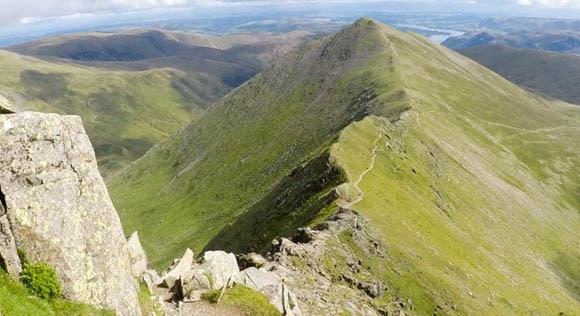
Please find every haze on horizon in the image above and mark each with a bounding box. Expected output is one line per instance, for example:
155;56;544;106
1;0;579;29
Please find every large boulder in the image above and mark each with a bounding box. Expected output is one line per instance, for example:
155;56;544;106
127;231;147;277
179;250;240;296
196;251;239;289
236;267;303;316
0;112;140;315
263;283;303;316
161;248;194;289
235;267;280;291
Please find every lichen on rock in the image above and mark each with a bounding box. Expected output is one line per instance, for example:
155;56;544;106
0;111;140;315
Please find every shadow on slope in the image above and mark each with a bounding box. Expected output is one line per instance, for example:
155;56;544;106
109;18;410;268
203;152;346;254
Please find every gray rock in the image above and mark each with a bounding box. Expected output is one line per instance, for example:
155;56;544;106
359;280;386;298
142;269;160;294
184;290;203;302
237;252;267;269
236;267;303;316
0;112;140;316
235;267;280;291
196;251;239;289
183;270;211;291
127;231;147;277
0;95;15;114
161;248;193;289
0;213;21;277
263;283;303;316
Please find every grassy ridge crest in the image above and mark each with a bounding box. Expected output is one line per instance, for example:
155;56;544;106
109;19;579;314
110;18;410;266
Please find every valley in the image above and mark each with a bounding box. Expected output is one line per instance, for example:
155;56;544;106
0;7;578;316
0;30;314;175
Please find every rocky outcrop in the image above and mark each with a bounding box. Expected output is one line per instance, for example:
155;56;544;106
195;251;239;289
127;231;147;277
148;249;303;316
161;248;194;289
0;112;140;315
264;209;406;316
236;267;302;316
145;210;396;315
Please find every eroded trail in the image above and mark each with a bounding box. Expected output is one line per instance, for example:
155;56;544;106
341;128;383;209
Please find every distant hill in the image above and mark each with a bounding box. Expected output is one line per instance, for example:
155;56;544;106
443;30;580;53
478;16;580;33
7;29;316;86
109;19;580;315
0;30;314;175
460;45;580;105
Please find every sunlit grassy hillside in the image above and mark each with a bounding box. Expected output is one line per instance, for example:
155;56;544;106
327;25;580;314
460;45;580;105
109;19;580;314
0;271;113;315
0;30;313;175
0;50;205;175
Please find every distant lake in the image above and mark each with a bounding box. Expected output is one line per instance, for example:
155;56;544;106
395;23;465;43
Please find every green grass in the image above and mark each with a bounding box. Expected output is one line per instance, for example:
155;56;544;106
323;25;580;314
202;285;280;316
0;270;114;316
0;30;313;176
460;45;580;105
109;18;580;315
137;280;161;316
109;18;406;267
0;50;203;176
330;111;579;314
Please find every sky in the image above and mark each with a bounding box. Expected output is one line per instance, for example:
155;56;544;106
0;0;578;28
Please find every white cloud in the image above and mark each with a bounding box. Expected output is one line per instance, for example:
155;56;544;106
538;0;570;7
515;0;580;8
1;0;580;28
0;0;212;27
107;0;191;9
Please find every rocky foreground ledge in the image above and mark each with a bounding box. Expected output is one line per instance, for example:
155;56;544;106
130;208;402;316
0;112;140;315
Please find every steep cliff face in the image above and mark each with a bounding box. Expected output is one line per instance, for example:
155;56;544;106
0;112;140;315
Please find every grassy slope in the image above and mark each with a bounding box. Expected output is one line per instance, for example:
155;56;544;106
110;19;579;314
0;50;203;175
109;18;408;266
0;271;114;315
329;25;580;314
459;45;580;105
0;31;313;176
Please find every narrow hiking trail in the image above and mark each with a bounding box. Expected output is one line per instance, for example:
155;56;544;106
340;128;383;209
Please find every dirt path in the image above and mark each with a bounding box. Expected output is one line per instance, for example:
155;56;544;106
151;283;244;316
340;129;382;209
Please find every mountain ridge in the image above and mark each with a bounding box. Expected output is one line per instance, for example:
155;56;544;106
111;17;408;260
109;18;580;315
0;30;314;175
459;44;580;105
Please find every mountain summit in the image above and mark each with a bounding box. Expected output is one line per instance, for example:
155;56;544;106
110;18;580;315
